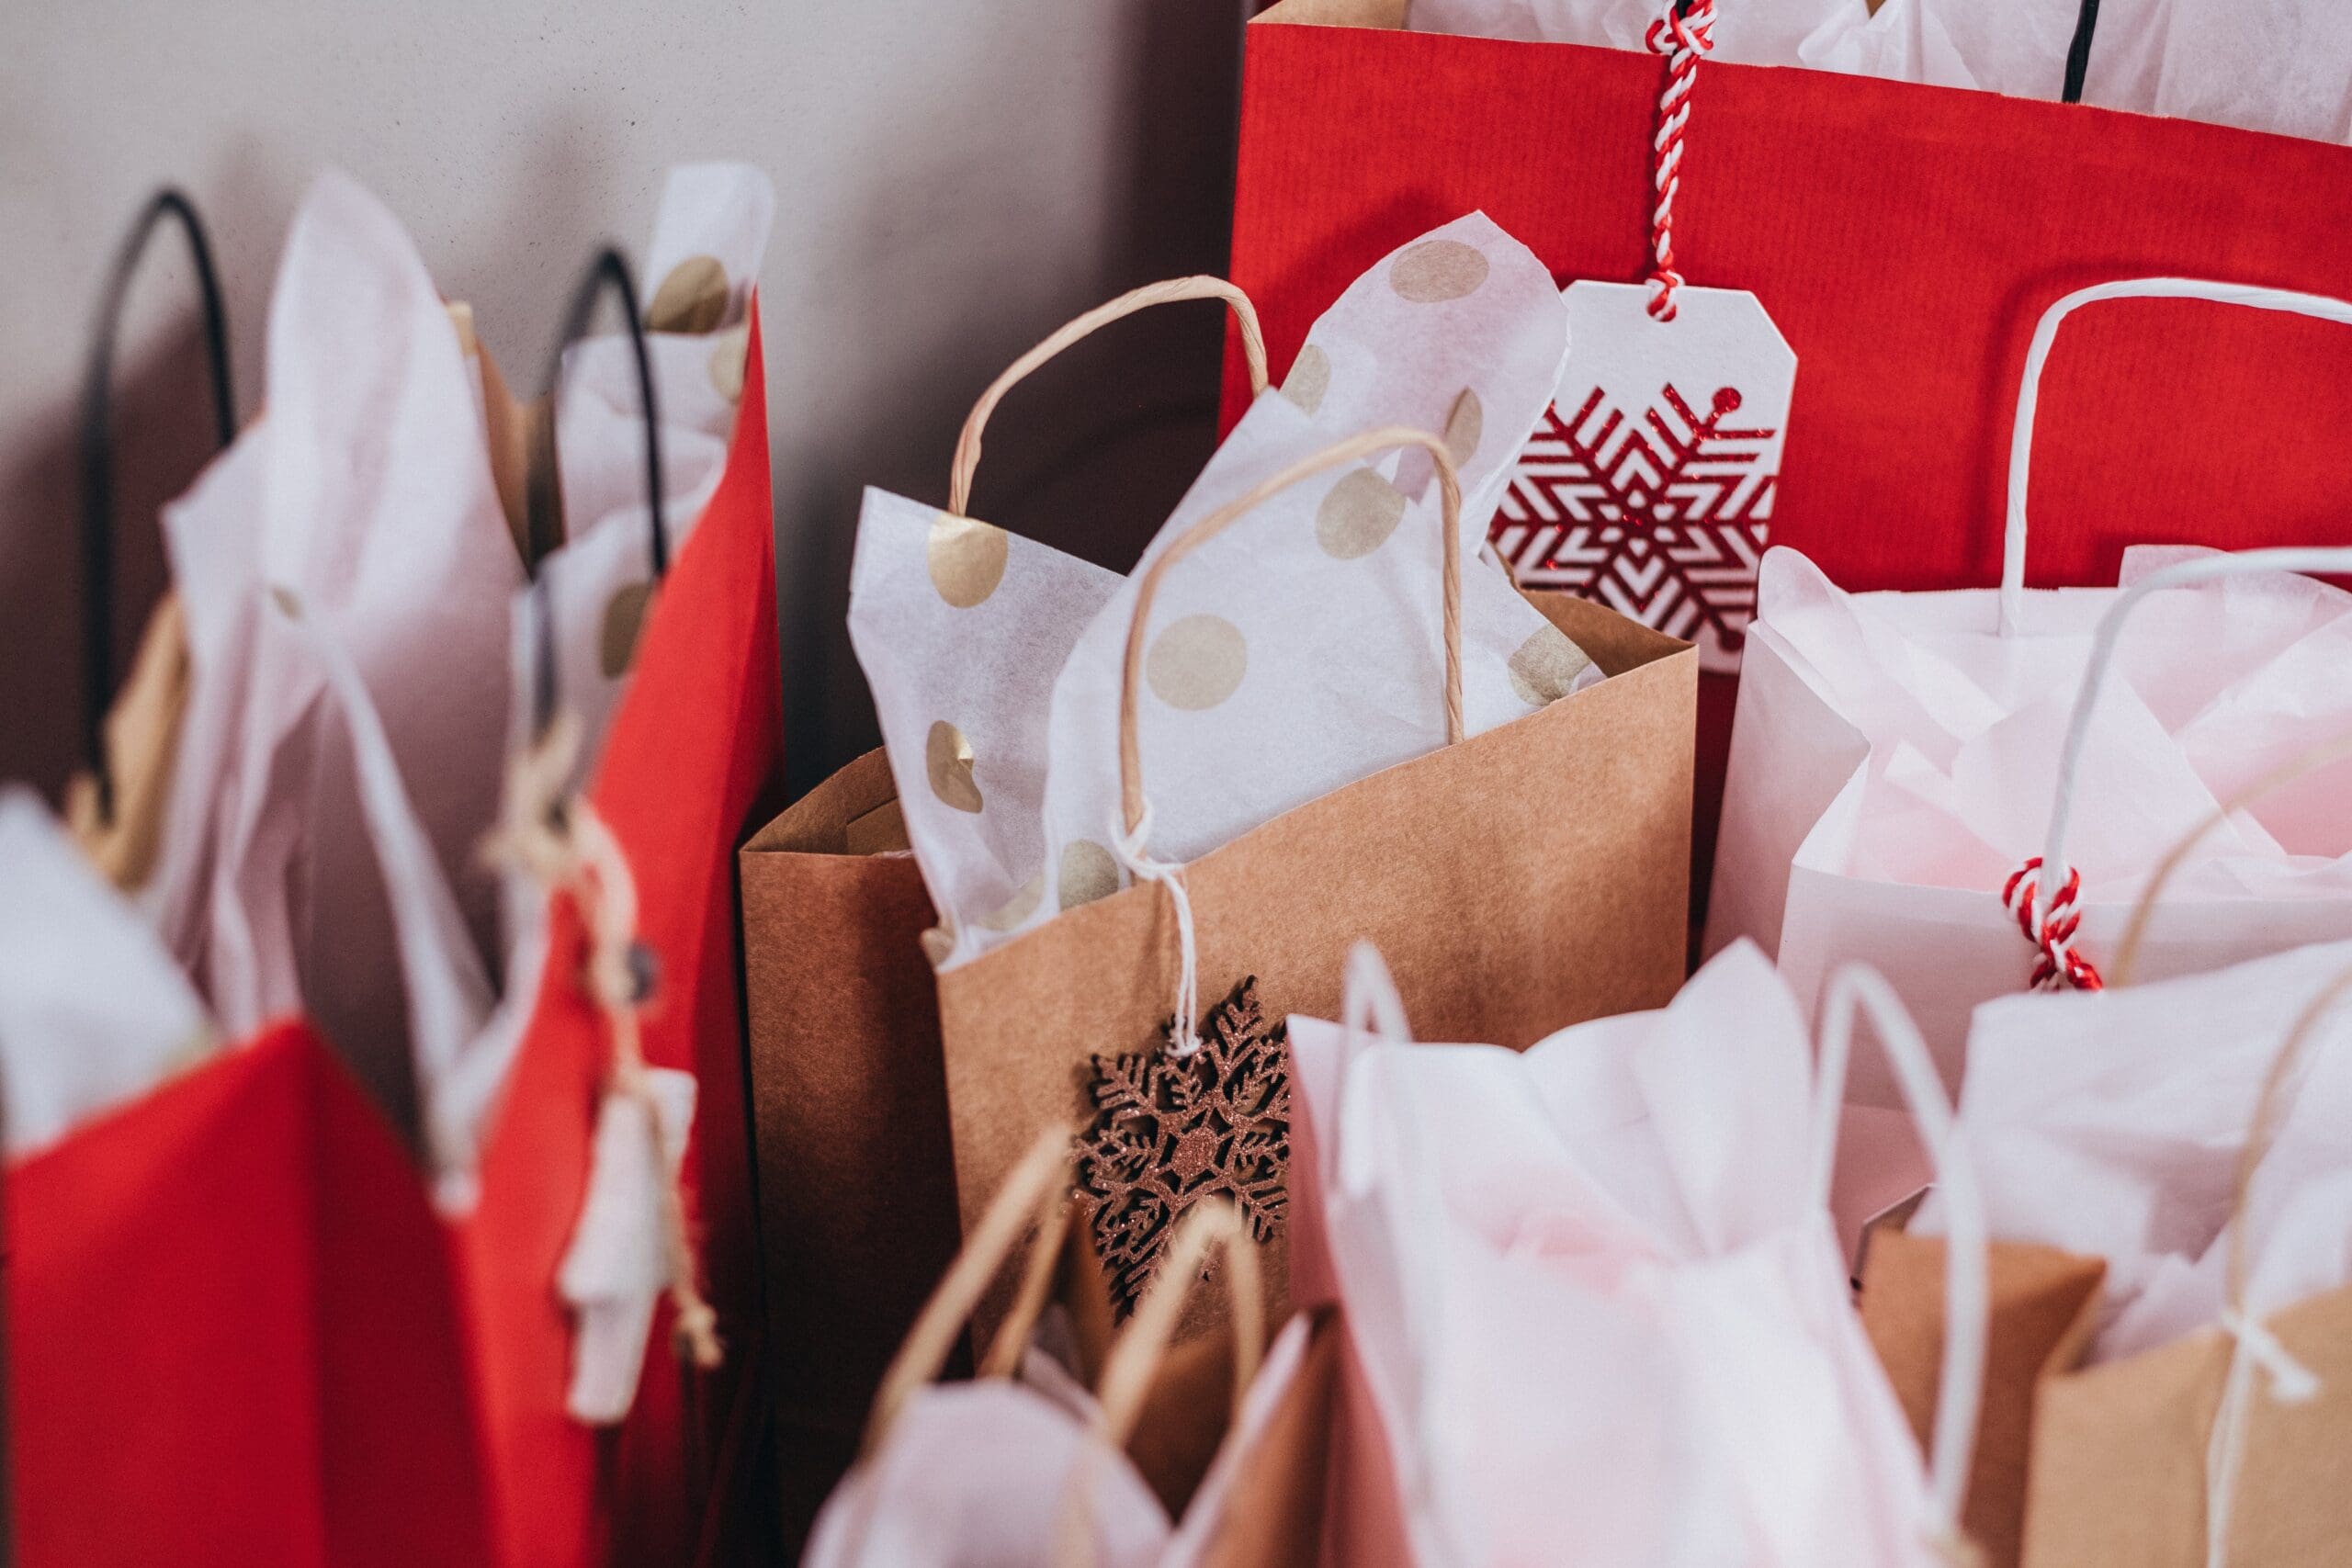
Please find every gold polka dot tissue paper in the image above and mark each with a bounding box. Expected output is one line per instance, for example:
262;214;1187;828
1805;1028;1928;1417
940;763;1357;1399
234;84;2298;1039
847;212;1601;973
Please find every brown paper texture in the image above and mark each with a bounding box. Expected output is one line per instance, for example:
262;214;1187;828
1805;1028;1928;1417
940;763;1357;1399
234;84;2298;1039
1863;1230;2352;1567
937;592;1694;1346
740;747;964;1545
743;591;1690;1545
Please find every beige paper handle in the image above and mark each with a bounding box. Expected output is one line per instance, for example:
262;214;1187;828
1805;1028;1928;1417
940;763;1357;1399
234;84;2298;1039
1118;426;1464;836
948;276;1272;517
1052;1201;1265;1568
861;1126;1073;1458
2108;728;2352;987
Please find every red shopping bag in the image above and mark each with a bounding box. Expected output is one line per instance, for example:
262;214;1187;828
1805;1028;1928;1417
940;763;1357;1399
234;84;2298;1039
406;264;782;1568
1226;2;2352;913
9;208;777;1568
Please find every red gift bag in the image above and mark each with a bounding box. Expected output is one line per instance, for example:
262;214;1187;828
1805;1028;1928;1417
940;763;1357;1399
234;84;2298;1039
435;264;782;1568
8;208;778;1568
1226;1;2352;911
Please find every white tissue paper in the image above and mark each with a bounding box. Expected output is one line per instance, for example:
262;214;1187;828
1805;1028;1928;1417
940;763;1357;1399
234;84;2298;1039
1286;942;1954;1567
1921;939;2352;1364
1409;0;2352;145
1800;0;2352;144
1413;0;1848;68
520;161;775;802
144;164;772;1195
1707;544;2352;1107
0;789;217;1158
803;1314;1316;1568
851;213;1597;967
151;171;504;1144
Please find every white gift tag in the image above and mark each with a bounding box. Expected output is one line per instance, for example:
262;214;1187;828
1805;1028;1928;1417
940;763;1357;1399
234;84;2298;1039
1490;281;1795;672
558;1065;697;1425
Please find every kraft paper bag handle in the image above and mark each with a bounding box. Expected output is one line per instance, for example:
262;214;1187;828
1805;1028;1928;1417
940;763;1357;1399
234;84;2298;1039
2200;961;2352;1567
532;247;671;592
1052;1201;1265;1568
1117;425;1465;837
71;188;236;835
860;1126;1077;1459
1809;965;1989;1555
2108;726;2352;987
2027;546;2352;941
1999;277;2352;637
947;276;1272;518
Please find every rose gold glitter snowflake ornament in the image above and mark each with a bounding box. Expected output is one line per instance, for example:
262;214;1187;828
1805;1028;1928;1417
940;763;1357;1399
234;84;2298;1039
1075;976;1290;1314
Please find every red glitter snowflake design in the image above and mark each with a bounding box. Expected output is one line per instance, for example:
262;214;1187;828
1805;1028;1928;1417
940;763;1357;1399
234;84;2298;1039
1489;381;1780;671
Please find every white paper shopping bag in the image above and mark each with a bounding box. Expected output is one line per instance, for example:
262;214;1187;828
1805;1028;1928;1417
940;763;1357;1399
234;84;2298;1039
1707;279;2352;1139
1285;942;1990;1567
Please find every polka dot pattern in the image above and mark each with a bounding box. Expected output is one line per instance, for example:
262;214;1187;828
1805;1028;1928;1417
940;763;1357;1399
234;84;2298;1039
1147;614;1248;711
1057;840;1120;909
1444;389;1484;466
926;512;1010;608
647;254;729;334
926;719;984;812
1282;344;1330;415
707;323;750;401
1389;240;1489;303
1316;468;1408;560
1509;624;1596;707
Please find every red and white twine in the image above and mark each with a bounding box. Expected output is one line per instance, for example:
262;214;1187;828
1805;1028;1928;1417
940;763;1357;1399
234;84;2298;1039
1644;0;1720;322
2001;857;2104;993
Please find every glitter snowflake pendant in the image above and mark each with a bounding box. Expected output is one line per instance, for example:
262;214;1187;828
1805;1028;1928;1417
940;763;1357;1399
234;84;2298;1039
1489;282;1797;674
1075;976;1291;1315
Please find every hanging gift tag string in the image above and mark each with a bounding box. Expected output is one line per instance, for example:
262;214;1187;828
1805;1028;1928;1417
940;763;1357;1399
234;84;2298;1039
486;578;722;1384
567;800;723;1371
484;250;718;1404
1643;0;1720;322
1109;797;1203;1056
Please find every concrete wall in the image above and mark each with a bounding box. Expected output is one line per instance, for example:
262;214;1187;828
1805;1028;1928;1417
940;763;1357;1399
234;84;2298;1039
0;0;1247;796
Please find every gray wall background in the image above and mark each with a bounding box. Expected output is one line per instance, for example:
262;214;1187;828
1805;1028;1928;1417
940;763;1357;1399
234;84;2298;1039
1;0;1248;799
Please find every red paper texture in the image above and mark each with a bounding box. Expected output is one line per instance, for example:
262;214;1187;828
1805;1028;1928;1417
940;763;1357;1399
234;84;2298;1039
1227;20;2352;909
1227;25;2352;593
6;309;779;1568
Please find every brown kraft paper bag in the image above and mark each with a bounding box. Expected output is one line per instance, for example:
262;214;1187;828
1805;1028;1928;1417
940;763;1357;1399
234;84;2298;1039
934;423;1693;1345
741;279;1279;1544
808;1128;1342;1567
1861;964;2352;1568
